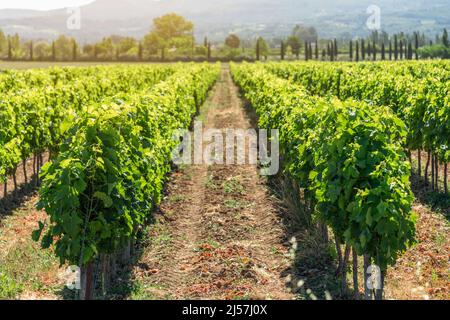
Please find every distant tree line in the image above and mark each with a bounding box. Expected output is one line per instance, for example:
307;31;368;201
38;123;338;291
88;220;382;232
0;14;219;62
0;15;448;62
276;28;449;61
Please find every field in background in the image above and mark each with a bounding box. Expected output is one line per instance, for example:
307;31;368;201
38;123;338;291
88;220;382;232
0;61;158;70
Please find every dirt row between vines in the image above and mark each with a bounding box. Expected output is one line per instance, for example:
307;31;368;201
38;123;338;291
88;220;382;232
127;65;449;300
127;65;294;300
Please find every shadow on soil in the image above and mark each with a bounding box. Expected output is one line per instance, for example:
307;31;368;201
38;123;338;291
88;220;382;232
410;174;449;220
59;212;160;300
240;95;349;300
0;176;39;219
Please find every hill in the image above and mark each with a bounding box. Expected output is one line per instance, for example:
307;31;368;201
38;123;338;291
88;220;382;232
0;0;448;42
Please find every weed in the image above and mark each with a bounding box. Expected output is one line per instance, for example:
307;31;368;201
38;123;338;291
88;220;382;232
223;177;245;194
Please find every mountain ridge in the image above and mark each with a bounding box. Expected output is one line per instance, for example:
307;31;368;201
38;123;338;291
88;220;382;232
0;0;448;42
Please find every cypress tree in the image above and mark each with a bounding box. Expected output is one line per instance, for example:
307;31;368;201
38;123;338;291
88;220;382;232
204;36;208;48
8;37;12;60
355;40;359;62
443;28;449;47
334;38;338;59
389;40;392;60
403;41;409;59
332;41;336;61
349;40;353;61
29;40;33;61
329;41;333;61
407;41;410;59
372;42;376;60
405;41;407;59
361;39;365;60
381;42;385;60
322;49;326;61
399;40;403;59
315;41;319;60
307;42;310;60
52;41;56;61
72;39;77;61
207;42;211;61
281;41;285;60
367;41;371;60
405;42;409;60
138;42;143;61
256;39;260;61
394;35;398;60
415;32;419;60
305;41;309;61
308;42;311;60
409;42;413;60
306;42;309;60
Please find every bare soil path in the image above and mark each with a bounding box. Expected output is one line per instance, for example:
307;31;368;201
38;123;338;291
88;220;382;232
130;65;294;300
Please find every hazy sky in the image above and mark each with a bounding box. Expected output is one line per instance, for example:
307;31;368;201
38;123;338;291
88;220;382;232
0;0;95;10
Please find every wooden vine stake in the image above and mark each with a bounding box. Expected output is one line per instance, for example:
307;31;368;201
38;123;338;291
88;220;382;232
341;244;351;296
374;271;385;300
335;238;343;275
13;168;17;192
319;222;328;244
101;254;110;297
417;149;421;178
431;154;435;190
445;163;448;194
122;238;131;264
80;262;94;300
23;160;28;184
425;151;431;185
34;154;38;186
352;248;360;299
363;255;373;300
33;154;36;177
435;157;439;191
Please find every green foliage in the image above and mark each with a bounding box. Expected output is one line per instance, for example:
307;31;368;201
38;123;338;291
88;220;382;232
54;35;75;60
0;271;22;299
418;44;450;59
443;28;449;47
118;37;138;57
95;37;114;60
231;62;416;270
225;34;240;49
0;65;175;183
292;25;318;43
33;63;220;266
265;60;450;162
286;36;301;57
0;28;6;56
143;13;194;55
256;37;269;59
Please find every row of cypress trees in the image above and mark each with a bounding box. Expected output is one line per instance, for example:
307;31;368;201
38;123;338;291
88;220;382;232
277;31;445;61
349;33;420;62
